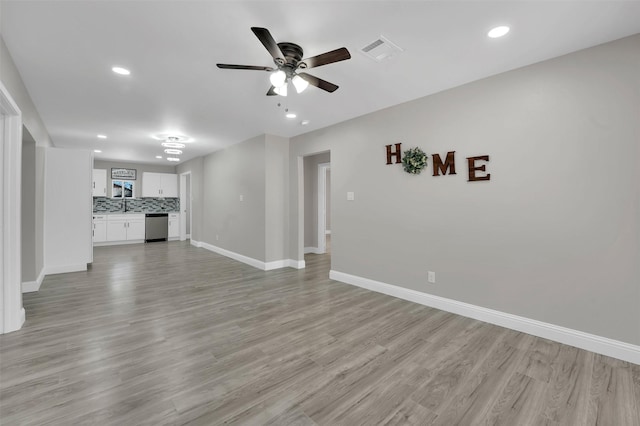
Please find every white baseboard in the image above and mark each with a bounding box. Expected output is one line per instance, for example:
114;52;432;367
19;307;25;329
329;270;640;365
186;233;191;239
44;263;87;275
287;259;306;269
22;268;45;293
198;241;301;271
304;247;322;254
190;239;202;248
94;240;144;247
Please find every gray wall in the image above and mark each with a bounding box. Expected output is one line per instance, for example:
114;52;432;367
303;152;330;248
93;160;176;198
176;157;203;242
289;34;640;346
1;35;52;284
202;135;267;261
265;134;289;262
21;129;36;282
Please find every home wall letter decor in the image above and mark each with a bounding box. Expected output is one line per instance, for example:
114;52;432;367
386;143;403;164
432;151;456;176
385;144;490;182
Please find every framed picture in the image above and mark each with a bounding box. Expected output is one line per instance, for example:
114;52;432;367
111;168;136;180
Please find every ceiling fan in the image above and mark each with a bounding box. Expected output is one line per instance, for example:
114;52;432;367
217;27;351;96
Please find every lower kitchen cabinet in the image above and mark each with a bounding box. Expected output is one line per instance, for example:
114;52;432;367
168;213;180;239
92;215;107;243
105;214;145;243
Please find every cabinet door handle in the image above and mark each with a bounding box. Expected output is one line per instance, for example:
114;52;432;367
93;182;95;189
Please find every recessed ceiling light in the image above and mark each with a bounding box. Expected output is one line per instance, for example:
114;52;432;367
112;66;130;75
97;134;107;139
286;113;297;119
155;155;163;159
166;157;180;162
164;149;183;155
94;149;102;153
488;26;510;38
301;120;310;126
161;142;186;149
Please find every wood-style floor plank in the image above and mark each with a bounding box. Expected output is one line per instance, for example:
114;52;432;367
0;241;638;425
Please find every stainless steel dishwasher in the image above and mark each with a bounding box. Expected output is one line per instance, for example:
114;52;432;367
145;213;168;242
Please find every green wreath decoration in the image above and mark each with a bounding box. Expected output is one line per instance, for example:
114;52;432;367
402;147;428;174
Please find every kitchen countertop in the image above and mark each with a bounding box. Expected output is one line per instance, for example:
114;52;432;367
93;211;179;215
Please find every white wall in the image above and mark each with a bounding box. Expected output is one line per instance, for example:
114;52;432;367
44;148;93;274
289;34;640;347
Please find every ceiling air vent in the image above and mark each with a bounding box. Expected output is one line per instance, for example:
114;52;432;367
360;35;403;62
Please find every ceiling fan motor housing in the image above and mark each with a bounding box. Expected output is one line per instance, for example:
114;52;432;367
277;42;307;74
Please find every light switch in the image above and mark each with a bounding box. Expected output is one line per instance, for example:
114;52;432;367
239;194;244;201
347;192;355;201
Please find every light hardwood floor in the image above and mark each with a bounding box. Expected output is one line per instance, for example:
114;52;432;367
1;241;639;425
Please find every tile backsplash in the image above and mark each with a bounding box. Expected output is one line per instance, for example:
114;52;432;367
93;197;179;213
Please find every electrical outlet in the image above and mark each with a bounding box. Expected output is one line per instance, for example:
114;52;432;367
428;271;436;284
347;191;355;201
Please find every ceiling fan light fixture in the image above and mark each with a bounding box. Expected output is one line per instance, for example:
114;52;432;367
274;83;288;97
292;75;309;93
269;70;287;88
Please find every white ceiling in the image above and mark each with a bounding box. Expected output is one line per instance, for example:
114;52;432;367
2;1;640;165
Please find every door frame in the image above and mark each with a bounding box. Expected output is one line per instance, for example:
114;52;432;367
317;162;330;254
1;80;25;334
179;171;191;241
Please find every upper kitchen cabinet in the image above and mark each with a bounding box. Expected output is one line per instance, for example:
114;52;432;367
92;169;107;197
142;172;178;197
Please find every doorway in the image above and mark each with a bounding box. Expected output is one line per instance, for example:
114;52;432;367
303;152;330;255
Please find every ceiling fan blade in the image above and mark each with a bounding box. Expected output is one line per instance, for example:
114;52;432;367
302;47;351;69
266;86;277;96
216;64;274;71
298;72;339;93
251;27;285;63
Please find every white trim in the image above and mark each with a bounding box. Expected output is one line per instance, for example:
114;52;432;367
179;171;191;242
304;246;322;254
287;259;306;269
94;240;144;247
186;234;191;239
325;230;331;235
44;263;87;275
198;242;300;271
329;270;640;365
0;80;25;334
190;239;202;248
22;268;45;293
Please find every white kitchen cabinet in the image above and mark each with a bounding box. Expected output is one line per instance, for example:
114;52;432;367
106;214;145;242
142;172;178;197
92;215;107;243
168;213;180;239
92;168;107;197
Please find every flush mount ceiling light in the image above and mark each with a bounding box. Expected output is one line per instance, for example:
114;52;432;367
167;157;180;162
161;142;186;149
155;155;163;159
97;134;107;139
94;149;102;153
488;26;510;38
164;148;183;155
152;133;193;143
112;66;131;75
